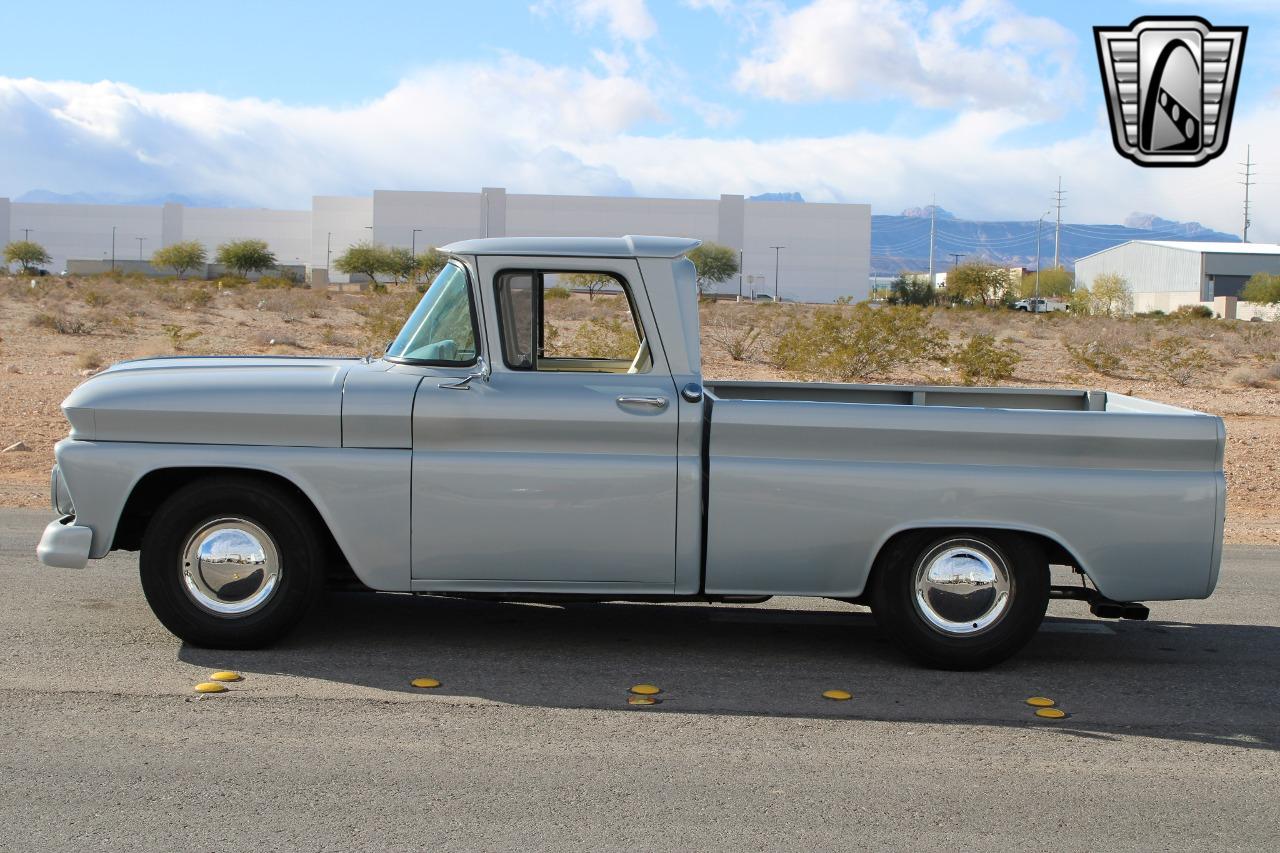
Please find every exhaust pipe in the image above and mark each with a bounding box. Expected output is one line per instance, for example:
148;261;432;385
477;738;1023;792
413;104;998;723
1089;600;1149;621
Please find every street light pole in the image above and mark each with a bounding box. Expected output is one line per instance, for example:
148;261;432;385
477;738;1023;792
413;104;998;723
770;245;785;302
411;229;422;259
22;228;32;241
1034;210;1051;312
326;232;332;270
136;237;146;261
110;226;116;273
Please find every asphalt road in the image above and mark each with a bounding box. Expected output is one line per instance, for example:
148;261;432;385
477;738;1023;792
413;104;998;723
1;509;1278;851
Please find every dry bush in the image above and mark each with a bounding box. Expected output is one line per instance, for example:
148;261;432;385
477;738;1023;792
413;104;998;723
1228;366;1268;388
703;311;763;361
1267;361;1280;381
31;310;95;336
82;288;110;308
950;335;1022;385
562;317;637;359
161;324;200;351
1059;319;1148;376
352;292;418;350
75;351;103;371
1140;336;1216;386
319;324;354;348
771;304;949;381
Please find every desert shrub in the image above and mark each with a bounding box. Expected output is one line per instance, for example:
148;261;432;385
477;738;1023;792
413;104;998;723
31;311;94;335
703;315;763;361
254;275;300;290
1059;323;1139;376
161;324;201;351
1171;304;1214;319
254;331;301;349
1265;361;1280;380
82;288;110;308
186;286;215;308
950;334;1021;385
1228;366;1268;388
75;351;103;371
771;304;949;381
562;317;637;359
353;292;418;349
1140;336;1215;386
544;285;571;300
319;324;353;348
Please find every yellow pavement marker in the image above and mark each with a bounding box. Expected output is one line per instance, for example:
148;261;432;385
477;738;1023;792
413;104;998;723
629;684;661;696
1025;697;1056;707
822;689;853;701
208;671;243;683
194;682;228;694
410;677;442;689
627;696;660;706
1034;708;1068;720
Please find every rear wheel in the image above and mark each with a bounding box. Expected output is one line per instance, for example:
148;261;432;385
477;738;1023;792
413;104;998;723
869;531;1049;670
139;476;324;648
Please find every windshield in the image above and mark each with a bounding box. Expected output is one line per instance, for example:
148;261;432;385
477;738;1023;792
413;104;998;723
385;261;478;364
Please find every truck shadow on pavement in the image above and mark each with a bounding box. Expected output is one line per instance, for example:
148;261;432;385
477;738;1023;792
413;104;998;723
179;592;1280;751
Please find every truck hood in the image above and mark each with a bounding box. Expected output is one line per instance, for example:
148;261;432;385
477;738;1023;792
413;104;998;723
62;356;368;447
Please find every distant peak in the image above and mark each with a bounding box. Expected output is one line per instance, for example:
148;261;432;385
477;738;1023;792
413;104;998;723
901;205;955;219
748;191;805;203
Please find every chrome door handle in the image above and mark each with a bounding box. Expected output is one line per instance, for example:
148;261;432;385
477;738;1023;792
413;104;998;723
616;395;669;410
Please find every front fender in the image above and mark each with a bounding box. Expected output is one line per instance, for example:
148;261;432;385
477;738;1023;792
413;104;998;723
54;439;411;591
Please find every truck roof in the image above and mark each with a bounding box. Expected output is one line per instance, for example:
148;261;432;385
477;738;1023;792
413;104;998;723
440;235;702;259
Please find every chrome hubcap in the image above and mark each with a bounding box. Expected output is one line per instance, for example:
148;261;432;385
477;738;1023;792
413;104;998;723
913;539;1012;636
180;518;281;616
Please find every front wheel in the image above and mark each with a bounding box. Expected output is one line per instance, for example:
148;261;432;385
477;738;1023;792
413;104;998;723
139;476;324;648
869;531;1049;670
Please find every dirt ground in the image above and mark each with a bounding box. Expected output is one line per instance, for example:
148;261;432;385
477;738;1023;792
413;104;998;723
1;274;1276;544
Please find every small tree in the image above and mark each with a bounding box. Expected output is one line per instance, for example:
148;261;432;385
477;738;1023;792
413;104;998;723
1090;273;1133;317
946;262;1008;306
1242;272;1280;304
562;271;616;301
1018;268;1073;299
4;240;52;274
215;239;276;277
333;242;391;285
887;273;935;306
414;248;448;285
385;247;416;286
151;240;207;279
687;242;739;295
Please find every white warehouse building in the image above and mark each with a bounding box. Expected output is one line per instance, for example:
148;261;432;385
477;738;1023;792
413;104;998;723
1074;240;1280;318
0;189;871;303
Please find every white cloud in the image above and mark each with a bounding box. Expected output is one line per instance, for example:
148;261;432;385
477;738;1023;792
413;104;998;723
733;0;1080;115
0;60;1275;242
533;0;658;41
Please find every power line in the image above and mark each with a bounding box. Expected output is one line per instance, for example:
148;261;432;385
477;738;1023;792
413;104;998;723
1240;144;1255;242
948;252;966;267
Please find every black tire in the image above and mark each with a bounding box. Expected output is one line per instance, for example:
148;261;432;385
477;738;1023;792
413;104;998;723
139;475;324;648
869;531;1049;670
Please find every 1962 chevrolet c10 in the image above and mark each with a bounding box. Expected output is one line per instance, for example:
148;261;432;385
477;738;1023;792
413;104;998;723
37;236;1226;668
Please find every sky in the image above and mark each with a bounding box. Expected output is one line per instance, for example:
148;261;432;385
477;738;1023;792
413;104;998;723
1;0;1277;238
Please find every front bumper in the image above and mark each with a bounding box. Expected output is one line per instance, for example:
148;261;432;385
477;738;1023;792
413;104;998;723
37;516;93;569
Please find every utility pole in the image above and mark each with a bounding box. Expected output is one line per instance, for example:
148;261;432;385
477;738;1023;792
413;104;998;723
22;228;32;241
136;236;146;261
1053;176;1066;268
948;252;965;267
1240;144;1255;242
326;232;332;269
411;229;422;259
110;226;116;273
770;245;785;302
927;195;936;290
1035;209;1051;310
737;249;743;302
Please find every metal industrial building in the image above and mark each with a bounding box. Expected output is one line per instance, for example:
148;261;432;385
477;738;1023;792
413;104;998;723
1074;240;1280;317
0;189;871;303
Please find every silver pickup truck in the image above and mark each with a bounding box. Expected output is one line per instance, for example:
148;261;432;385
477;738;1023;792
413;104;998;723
37;236;1226;669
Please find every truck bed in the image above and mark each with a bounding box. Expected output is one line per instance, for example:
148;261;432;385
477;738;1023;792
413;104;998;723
700;380;1226;605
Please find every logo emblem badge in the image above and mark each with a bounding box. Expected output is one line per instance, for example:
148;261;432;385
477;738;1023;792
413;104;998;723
1094;16;1246;167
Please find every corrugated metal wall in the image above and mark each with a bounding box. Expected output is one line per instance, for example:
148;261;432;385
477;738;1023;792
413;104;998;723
1075;243;1204;297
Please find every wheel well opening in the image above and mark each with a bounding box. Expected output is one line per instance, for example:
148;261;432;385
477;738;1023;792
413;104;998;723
113;467;362;589
869;527;1081;583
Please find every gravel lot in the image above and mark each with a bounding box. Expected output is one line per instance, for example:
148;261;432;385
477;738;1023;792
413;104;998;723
1;509;1277;851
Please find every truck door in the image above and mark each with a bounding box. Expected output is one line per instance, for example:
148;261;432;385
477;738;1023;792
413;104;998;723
409;255;679;591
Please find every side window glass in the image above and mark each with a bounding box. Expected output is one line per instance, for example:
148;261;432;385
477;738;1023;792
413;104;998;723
495;270;650;373
386;262;478;364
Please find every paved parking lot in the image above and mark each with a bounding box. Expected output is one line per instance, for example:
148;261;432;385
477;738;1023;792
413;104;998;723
1;508;1278;851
